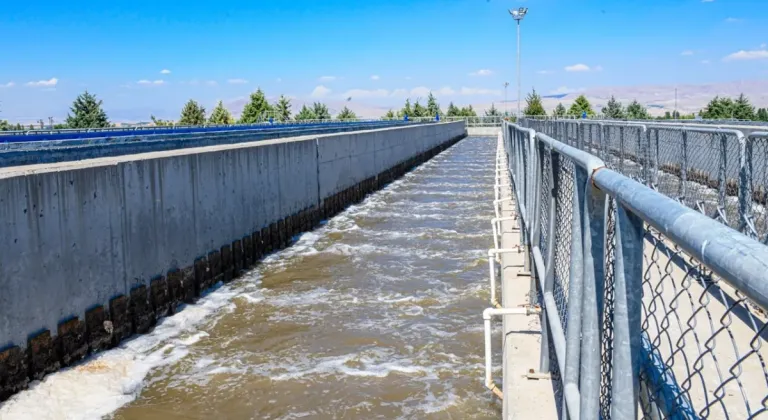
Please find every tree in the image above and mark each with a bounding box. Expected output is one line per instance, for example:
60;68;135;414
412;100;428;117
295;105;316;121
552;103;566;118
757;108;768;122
567;95;595;117
400;98;413;118
700;96;734;119
336;106;357;120
485;103;501;117
446;102;460;117
274;95;292;122
663;111;672;120
603;96;625;119
239;88;272;123
523;89;546;117
625;100;649;119
311;102;331;120
208;100;234;125
384;109;395;119
426;92;441;117
459;105;477;117
179;99;206;125
151;115;174;126
65;91;110;129
732;93;755;120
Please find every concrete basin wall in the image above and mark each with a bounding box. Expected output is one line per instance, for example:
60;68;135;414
0;121;466;400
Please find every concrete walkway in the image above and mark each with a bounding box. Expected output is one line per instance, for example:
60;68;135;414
496;133;557;419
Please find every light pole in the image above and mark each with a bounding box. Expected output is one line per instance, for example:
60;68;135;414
510;7;528;118
504;82;510;116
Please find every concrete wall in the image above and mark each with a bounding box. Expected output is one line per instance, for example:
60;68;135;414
0;121;466;400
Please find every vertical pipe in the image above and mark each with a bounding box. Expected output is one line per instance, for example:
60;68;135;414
619;126;625;174
579;179;606;420
540;148;559;374
652;129;660;189
610;203;644;419
517;20;521;118
739;136;753;238
718;133;728;224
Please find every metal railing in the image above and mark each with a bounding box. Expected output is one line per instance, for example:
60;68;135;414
495;120;768;418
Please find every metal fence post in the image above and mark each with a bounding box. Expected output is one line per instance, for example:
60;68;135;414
680;130;689;203
619;126;625;174
652;128;659;189
564;164;587;415
739;137;754;238
718;132;728;224
579;177;606;420
539;147;559;374
610;202;644;419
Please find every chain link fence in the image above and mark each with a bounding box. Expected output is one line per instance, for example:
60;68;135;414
503;121;768;419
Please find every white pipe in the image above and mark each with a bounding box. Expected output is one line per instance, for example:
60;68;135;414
487;248;520;307
491;217;517;249
483;306;541;399
493;198;514;220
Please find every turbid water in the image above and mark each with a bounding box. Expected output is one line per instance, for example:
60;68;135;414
0;136;499;420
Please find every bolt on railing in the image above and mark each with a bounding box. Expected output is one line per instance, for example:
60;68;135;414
496;120;768;419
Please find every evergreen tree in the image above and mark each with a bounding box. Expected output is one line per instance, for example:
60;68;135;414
603;95;625;119
459;105;477;117
311;102;331;120
552;103;566;118
384;109;395;119
0;120;9;131
239;88;272;123
757;108;768;122
274;95;292;122
295;105;316;121
485;103;501;117
523;89;546;116
664;111;672;119
732;93;755;120
65;91;110;128
179;99;206;125
426;92;441;117
625;100;649;119
208;101;234;125
151;115;174;126
401;99;413;118
567;95;595;117
446;102;460;117
412;100;428;117
336;106;357;120
701;96;735;119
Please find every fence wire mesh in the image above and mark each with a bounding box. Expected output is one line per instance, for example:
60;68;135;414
506;120;768;419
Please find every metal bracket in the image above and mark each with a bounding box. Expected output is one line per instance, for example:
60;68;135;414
524;369;552;380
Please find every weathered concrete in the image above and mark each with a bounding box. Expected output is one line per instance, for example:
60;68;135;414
0;121;466;401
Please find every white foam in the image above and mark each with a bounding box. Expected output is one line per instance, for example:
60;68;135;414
0;285;242;420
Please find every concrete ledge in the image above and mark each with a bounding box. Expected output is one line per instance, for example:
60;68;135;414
0;122;466;401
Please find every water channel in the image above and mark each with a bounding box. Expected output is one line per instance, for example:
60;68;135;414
0;136;499;420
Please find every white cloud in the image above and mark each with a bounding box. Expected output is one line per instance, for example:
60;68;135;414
391;88;409;97
370;75;380;81
137;79;166;85
725;17;741;23
227;78;248;84
564;64;591;72
723;49;768;61
460;87;502;96
410;86;431;98
435;86;456;96
160;69;171;74
0;82;15;88
318;76;336;82
26;77;58;87
311;85;331;98
537;70;554;75
343;88;390;99
469;69;494;76
681;50;694;56
549;86;585;95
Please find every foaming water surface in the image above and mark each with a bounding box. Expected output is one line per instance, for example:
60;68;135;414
0;136;498;419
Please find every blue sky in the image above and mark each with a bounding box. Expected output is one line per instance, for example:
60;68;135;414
1;0;767;121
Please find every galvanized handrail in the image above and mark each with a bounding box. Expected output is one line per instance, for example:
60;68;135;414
498;121;768;419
